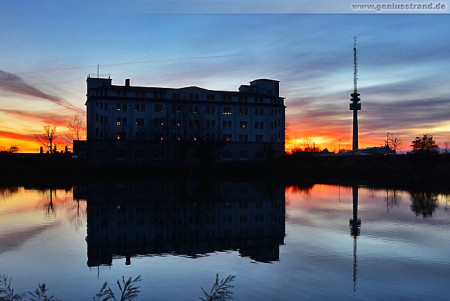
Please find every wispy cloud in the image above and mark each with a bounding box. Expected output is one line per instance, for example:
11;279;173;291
0;130;36;142
0;222;59;254
0;70;73;108
0;109;70;127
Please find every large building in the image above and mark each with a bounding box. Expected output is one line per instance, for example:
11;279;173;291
86;76;285;165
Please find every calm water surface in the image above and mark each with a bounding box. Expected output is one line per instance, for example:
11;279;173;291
0;181;449;300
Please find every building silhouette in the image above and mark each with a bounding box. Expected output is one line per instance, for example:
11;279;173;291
85;77;285;165
76;180;286;266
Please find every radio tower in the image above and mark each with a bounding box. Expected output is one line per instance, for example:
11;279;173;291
350;36;361;151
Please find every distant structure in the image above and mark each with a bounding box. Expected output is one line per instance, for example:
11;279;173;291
349;185;361;295
85;76;285;165
350;36;361;151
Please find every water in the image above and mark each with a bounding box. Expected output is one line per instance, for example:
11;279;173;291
1;181;449;300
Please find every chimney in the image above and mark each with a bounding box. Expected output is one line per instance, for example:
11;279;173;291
125;79;130;87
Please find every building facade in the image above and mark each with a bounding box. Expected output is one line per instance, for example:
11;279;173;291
79;180;285;266
86;77;285;165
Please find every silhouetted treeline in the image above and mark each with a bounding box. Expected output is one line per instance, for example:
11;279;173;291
1;152;450;190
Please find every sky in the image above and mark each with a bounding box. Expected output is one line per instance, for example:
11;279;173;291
1;1;450;152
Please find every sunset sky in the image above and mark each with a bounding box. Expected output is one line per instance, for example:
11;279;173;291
1;1;449;152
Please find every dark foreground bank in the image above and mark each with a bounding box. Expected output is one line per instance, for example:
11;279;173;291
1;152;449;191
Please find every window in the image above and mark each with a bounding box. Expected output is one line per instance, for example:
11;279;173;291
116;118;121;126
117;132;126;140
122;118;127;126
172;93;180;100
122;103;127;111
239;151;248;160
260;122;264;129
222;151;232;160
211;120;216;128
116;103;121;111
207;94;215;101
206;120;210;128
206;106;210;114
105;103;108;110
155;104;163;112
239;108;248;115
135;104;140;111
96;113;99;121
211;106;215;114
240;121;247;129
223;120;232;128
141;104;145;111
255;122;259;129
136;118;144;126
223;107;231;115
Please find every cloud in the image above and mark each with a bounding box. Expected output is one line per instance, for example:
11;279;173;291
0;222;59;254
0;130;36;142
0;109;70;127
0;70;73;108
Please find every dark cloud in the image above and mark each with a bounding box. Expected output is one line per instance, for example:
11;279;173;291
0;70;73;108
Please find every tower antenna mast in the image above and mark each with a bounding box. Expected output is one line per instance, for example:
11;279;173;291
350;36;361;151
353;36;358;93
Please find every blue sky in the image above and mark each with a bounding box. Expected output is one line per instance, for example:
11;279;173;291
0;1;449;151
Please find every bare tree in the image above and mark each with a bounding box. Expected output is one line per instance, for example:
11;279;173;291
65;114;86;141
387;133;402;152
36;124;57;154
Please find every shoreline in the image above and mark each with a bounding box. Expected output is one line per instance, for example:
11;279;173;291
1;152;449;192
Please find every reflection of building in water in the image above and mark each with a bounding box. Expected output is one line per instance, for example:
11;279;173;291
349;185;361;296
79;181;285;267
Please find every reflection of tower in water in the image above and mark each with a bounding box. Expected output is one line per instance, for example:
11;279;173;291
349;185;361;296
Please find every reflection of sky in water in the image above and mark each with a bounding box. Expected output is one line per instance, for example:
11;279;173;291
0;184;449;300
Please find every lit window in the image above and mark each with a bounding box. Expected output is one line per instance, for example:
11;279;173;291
116;118;121;126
